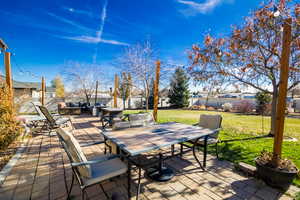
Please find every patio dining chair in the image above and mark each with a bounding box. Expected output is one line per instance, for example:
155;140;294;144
128;112;156;127
180;114;222;167
56;128;130;200
38;105;73;133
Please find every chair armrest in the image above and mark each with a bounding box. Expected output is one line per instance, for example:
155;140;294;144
121;114;129;121
80;141;104;147
71;155;119;167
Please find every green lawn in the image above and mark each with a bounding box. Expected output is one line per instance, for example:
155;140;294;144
125;109;300;187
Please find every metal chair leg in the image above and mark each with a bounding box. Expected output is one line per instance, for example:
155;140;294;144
171;145;175;156
66;174;74;200
180;143;183;157
215;142;219;159
81;188;85;200
127;162;131;200
136;168;142;200
192;138;205;171
203;136;208;168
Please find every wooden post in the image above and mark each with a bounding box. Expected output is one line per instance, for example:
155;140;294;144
272;18;292;166
95;80;98;105
4;52;13;99
41;76;46;106
114;74;118;108
153;60;161;122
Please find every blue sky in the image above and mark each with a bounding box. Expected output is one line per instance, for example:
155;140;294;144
0;0;262;86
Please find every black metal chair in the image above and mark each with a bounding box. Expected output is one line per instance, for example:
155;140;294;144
56;128;130;200
180;114;223;167
38;105;73;134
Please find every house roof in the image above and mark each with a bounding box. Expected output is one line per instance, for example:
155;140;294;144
0;75;55;92
0;75;39;89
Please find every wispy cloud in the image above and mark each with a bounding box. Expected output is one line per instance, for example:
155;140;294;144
46;12;92;33
93;0;108;63
64;35;129;46
62;7;95;18
177;0;230;16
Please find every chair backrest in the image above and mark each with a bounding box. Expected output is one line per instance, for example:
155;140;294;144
32;102;45;118
38;105;56;127
198;114;222;138
128;113;155;127
57;128;92;178
112;121;131;130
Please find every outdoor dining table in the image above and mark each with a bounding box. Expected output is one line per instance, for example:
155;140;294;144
100;107;123;128
101;121;218;197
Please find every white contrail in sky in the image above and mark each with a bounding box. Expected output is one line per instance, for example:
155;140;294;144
93;0;108;63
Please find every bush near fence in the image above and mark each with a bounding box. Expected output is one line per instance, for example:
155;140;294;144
0;87;23;150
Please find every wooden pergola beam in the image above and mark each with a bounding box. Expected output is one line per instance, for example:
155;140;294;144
272;18;292;165
153;60;161;122
114;74;119;108
41;77;46;106
0;39;8;50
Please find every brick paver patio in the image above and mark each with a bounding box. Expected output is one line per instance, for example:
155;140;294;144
0;116;299;200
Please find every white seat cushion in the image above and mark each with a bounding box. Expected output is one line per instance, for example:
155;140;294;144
57;128;92;178
83;157;127;187
55;117;70;126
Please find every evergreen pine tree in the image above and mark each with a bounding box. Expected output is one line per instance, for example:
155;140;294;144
168;67;190;108
148;78;155;109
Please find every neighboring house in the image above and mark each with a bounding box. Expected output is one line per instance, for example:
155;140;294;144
0;75;56;98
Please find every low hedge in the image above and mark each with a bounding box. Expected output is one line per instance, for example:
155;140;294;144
0;87;23;151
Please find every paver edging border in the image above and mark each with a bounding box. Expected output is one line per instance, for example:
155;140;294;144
0;125;31;185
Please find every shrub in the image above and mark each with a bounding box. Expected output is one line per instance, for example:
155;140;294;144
207;107;215;111
0;86;23;150
233;100;255;114
199;105;206;110
255;91;271;115
222;103;232;112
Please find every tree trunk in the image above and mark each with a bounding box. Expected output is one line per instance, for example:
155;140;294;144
85;93;90;104
128;97;131;109
270;88;278;136
123;98;126;110
145;83;149;111
145;95;149;111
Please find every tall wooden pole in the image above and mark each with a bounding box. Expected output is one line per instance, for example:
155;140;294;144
95;80;98;105
153;60;161;122
4;52;13;100
114;74;118;108
272;18;292;166
41;76;46;106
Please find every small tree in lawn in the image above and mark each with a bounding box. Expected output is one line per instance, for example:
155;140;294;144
255;91;271;115
118;40;157;111
187;2;300;135
168;67;190;108
51;76;65;98
148;78;155;109
118;72;132;109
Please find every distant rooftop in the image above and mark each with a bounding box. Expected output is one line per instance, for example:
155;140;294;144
0;75;55;91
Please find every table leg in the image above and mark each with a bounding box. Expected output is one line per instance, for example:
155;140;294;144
146;153;174;182
203;136;208;168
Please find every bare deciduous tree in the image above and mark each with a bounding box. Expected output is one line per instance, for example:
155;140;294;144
63;61;103;104
118;40;157;111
